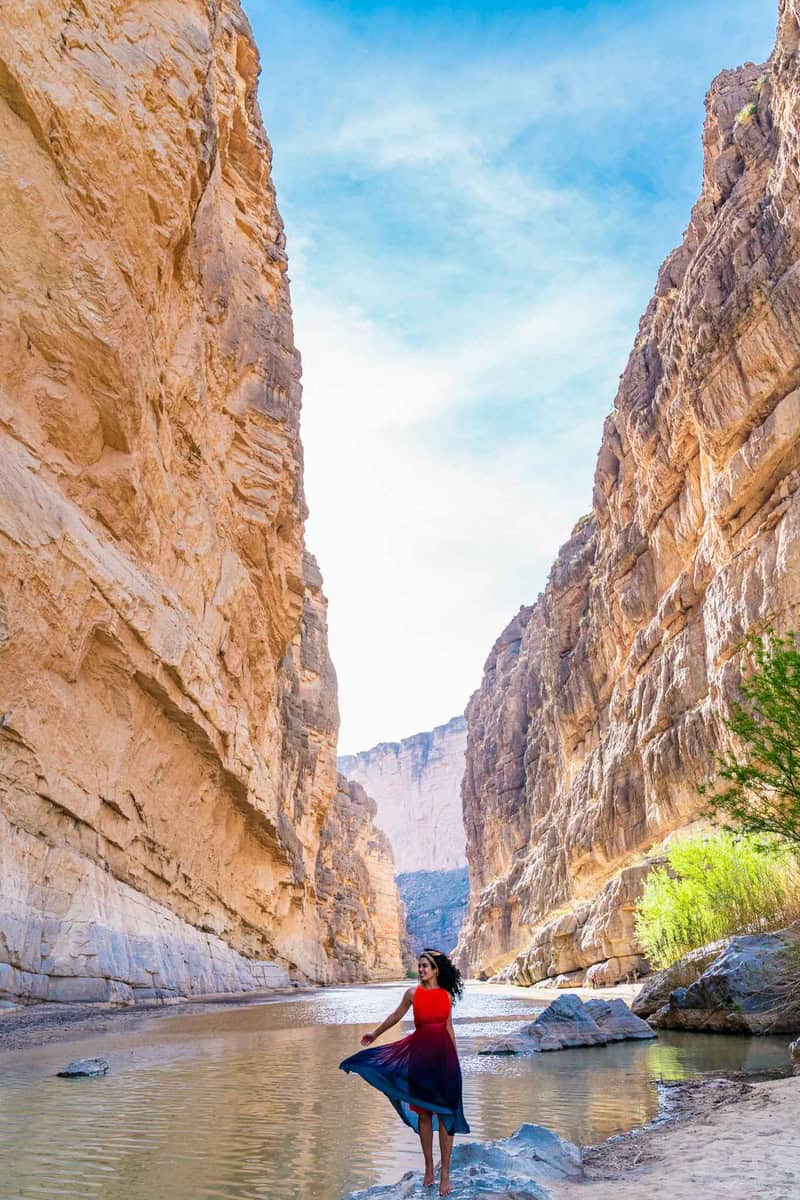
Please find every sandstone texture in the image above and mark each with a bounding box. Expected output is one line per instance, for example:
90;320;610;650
315;777;411;981
458;4;800;983
396;866;469;956
0;0;403;1002
339;716;467;873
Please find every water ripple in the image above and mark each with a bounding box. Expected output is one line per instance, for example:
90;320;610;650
0;984;789;1200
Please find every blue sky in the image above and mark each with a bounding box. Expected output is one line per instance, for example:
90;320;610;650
247;0;777;754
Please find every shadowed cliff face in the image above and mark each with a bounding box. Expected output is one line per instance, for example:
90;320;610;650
458;1;800;983
0;0;402;1001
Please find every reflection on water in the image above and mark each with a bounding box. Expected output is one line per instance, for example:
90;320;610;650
0;982;789;1200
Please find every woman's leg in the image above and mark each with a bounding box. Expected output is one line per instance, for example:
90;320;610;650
437;1124;454;1196
418;1111;435;1186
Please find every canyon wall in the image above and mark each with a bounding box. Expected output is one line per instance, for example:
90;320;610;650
339;716;467;873
0;0;403;1003
397;868;469;958
457;1;800;985
316;777;411;981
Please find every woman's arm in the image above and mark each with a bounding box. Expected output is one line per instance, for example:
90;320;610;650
360;987;414;1046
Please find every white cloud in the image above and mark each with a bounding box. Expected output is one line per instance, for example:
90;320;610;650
296;282;619;753
250;0;778;751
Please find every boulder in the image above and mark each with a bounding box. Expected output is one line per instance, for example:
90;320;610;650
344;1123;582;1199
479;994;654;1054
632;941;729;1018
649;924;800;1034
57;1058;109;1078
583;998;656;1041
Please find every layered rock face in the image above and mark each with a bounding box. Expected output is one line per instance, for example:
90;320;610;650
0;0;402;1001
458;2;800;983
316;778;411;981
339;716;467;873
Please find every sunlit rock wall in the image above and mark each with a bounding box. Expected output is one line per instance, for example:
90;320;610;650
339;716;467;873
0;0;403;1002
316;777;411;981
458;1;800;983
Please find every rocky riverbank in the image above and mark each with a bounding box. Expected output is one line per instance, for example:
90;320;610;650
346;1072;799;1199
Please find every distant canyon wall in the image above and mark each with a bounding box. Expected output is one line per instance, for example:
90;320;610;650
339;716;468;874
0;0;403;1003
458;1;800;985
397;868;470;958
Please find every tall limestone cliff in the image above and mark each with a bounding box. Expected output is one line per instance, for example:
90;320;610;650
339;716;468;874
0;0;404;1003
458;1;800;985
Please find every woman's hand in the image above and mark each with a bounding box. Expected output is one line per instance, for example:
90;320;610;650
360;1032;377;1047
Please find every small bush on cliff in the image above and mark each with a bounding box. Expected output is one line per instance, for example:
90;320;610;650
701;632;800;847
634;831;800;969
735;100;757;125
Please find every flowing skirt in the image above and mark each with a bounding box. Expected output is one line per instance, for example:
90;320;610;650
339;1023;470;1135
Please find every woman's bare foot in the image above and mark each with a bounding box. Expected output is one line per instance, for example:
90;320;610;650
438;1175;452;1196
422;1166;435;1188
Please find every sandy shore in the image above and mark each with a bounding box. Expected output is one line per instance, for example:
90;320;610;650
549;1073;800;1200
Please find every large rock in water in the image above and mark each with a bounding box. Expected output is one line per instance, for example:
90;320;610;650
457;3;800;982
344;1123;582;1199
649;923;800;1034
479;994;654;1054
0;0;405;1002
57;1059;109;1079
583;997;657;1041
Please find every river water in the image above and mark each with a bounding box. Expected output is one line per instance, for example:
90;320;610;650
0;982;789;1200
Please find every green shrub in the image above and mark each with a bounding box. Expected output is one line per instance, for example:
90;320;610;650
735;100;757;125
634;831;800;969
701;632;800;846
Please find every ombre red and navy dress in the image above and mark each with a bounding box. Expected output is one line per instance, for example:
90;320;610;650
339;985;470;1135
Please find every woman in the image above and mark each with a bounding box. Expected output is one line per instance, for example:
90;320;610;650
340;948;469;1197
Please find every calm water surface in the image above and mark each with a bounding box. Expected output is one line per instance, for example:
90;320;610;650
0;982;789;1200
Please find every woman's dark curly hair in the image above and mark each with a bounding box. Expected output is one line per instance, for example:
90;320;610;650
419;948;464;1002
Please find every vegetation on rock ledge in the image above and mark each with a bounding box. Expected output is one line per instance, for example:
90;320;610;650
634;831;800;969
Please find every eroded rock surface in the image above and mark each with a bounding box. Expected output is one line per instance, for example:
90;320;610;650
632;941;730;1019
316;778;411;981
458;4;800;982
0;0;403;1001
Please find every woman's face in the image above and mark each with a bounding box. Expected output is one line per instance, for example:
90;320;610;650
417;956;437;984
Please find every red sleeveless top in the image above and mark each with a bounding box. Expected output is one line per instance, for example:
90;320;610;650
413;986;451;1027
